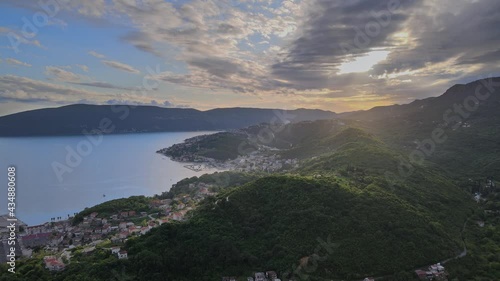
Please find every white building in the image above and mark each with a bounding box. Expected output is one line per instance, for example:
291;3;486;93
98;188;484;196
118;250;128;259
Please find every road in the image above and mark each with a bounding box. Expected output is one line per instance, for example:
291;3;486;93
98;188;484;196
441;218;470;264
366;217;471;281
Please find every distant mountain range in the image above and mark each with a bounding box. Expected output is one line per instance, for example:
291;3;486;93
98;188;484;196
1;77;498;138
155;77;500;178
0;105;336;136
339;77;500;125
340;77;500;177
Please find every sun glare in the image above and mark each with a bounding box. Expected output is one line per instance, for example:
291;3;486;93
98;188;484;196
338;50;390;74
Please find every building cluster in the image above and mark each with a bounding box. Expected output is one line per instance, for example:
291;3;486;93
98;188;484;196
13;209;157;271
18;209;157;253
2;184;221;272
156;183;220;220
151;197;192;222
415;263;447;280
223;270;281;281
110;246;128;259
158;132;300;173
469;177;499;205
224;152;299;173
470;177;497;197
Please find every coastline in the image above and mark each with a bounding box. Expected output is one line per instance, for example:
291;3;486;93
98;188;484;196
0;131;221;226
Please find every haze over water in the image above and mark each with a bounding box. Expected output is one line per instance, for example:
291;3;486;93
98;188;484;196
0;132;218;225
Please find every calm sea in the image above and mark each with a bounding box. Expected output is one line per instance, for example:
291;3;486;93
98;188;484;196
0;132;218;225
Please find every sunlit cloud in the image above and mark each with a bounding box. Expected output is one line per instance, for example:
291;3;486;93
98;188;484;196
338;50;390;74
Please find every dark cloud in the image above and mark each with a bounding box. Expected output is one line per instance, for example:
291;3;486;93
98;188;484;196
372;0;500;74
120;32;164;57
266;0;500;105
271;0;420;88
458;49;500;65
187;57;243;78
69;82;137;91
216;23;243;35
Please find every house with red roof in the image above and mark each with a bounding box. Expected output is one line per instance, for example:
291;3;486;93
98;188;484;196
43;256;65;271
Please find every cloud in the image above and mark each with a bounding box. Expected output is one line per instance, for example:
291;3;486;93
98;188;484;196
263;0;500;106
101;0;303;92
120;32;163;57
371;0;500;74
2;1;303;96
0;26;45;51
45;66;81;82
88;51;106;58
44;66;139;91
104;98;186;108
155;55;294;95
76;64;89;72
102;60;140;74
163;100;174;107
45;65;144;92
69;81;136;91
88;50;140;75
2;0;500;112
271;0;420;88
6;58;32;67
0;1;107;18
0;75;168;107
0;75;107;104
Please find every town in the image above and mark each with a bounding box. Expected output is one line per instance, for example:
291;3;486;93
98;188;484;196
0;181;218;273
157;133;300;173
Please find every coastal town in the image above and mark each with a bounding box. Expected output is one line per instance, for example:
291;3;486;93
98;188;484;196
213;151;300;173
157;132;300;173
0;182;217;272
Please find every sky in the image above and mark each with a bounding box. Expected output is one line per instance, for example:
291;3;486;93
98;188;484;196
0;0;499;116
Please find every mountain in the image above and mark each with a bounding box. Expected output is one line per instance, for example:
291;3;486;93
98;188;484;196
152;77;500;174
0;104;336;136
126;175;469;281
339;77;500;178
123;128;472;281
2;78;499;281
339;77;500;124
2;125;474;281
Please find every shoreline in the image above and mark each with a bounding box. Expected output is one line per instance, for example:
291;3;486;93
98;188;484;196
1;131;221;227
